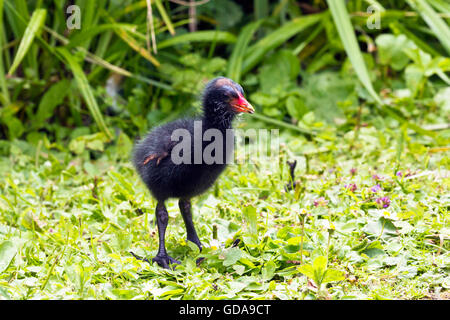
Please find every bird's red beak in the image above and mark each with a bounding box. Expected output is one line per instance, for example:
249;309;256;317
232;93;254;114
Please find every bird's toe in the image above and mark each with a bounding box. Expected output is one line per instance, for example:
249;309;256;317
196;257;205;266
152;254;180;269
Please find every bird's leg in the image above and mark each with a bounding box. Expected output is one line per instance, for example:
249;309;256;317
152;201;180;269
179;199;205;266
179;199;202;251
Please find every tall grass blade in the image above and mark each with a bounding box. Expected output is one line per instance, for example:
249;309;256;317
227;20;262;82
326;1;382;105
66;23;140;49
292;24;324;55
154;0;175;36
76;0;97;49
115;26;160;67
145;0;157;54
254;0;268;37
428;0;450;13
327;1;436;138
11;0;38;73
364;0;385;10
58;48;112;140
7;8;46;75
406;0;450;55
104;12;160;67
0;0;10;104
4;0;169;93
251;113;313;135
381;105;436;138
94;30;113;58
44;25;173;91
254;0;269;20
241;13;323;74
157;30;236;49
389;22;442;57
35;79;71;126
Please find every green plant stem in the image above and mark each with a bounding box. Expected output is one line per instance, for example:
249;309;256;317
41;245;66;291
300;216;305;264
250;112;314;136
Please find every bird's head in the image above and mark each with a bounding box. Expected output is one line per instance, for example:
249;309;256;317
202;77;254;116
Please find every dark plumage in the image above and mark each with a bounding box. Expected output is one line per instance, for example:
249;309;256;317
132;77;254;268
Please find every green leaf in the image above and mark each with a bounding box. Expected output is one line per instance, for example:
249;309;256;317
21;211;44;232
227;20;262;82
108;171;134;196
116;131;133;161
242;205;257;236
286;236;303;246
428;0;450;13
250;112;314;135
0;0;10;105
104;12;159;67
0;113;24;140
154;0;175;36
286;96;308;120
375;34;415;70
298;256;331;287
405;64;424;96
66;23;139;49
254;0;269;21
389;22;441;57
297;71;353;122
223;247;242;267
69;132;108;154
262;260;277;281
57;48;112;140
328;1;436;139
8;9;46;75
297;263;315;280
68;138;85;155
242;13;323;74
157;31;236;49
258;49;300;94
232;264;245;275
326;1;382;105
111;232;132;252
311;256;327;284
406;0;450;55
35;79;71;125
297;256;345;287
322;269;345;284
0;240;19;273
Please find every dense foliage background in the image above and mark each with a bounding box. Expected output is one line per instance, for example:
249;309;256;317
0;0;448;299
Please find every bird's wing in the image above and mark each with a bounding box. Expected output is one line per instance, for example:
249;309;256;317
140;118;193;166
142;151;168;165
142;137;178;166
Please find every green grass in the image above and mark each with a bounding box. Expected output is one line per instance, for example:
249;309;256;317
0;118;448;300
0;0;449;301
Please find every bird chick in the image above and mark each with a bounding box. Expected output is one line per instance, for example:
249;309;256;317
132;77;254;268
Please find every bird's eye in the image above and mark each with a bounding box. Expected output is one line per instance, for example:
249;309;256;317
237;84;244;95
230;91;239;99
222;86;238;99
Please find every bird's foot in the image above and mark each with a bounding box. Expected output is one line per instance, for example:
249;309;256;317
130;251;150;263
130;251;180;269
196;257;205;266
151;254;181;269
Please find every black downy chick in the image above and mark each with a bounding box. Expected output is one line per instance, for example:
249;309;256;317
132;77;254;268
